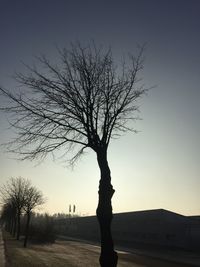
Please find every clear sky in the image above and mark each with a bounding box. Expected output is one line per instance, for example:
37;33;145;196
0;0;199;216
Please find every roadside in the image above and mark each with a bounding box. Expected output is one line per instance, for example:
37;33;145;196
119;245;200;267
3;231;196;267
57;235;200;267
0;227;6;267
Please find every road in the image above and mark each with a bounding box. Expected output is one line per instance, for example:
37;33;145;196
80;243;198;267
56;237;200;267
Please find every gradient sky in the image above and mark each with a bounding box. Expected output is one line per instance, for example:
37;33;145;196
0;0;200;216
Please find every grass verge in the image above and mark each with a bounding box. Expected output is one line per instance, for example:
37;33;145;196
3;231;191;267
3;231;100;267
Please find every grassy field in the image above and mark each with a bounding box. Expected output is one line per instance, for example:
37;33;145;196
3;232;138;267
3;231;195;267
3;232;100;267
3;231;152;267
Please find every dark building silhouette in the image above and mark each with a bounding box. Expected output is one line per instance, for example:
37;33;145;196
55;209;200;251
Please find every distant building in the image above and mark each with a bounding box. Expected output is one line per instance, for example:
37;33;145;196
55;209;200;251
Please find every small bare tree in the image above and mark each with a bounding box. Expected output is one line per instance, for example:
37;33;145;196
0;42;147;266
0;177;30;240
23;186;45;247
0;200;17;234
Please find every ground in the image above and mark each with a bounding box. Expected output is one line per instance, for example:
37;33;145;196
2;231;200;267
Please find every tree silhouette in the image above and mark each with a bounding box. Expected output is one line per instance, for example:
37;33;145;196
0;42;147;266
23;185;45;247
0;177;30;240
0;177;45;247
0;200;17;234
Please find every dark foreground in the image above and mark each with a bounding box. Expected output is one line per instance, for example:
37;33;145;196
3;232;200;267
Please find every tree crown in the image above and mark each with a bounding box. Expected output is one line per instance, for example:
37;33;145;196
0;42;147;164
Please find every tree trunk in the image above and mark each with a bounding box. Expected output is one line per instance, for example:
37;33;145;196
10;217;14;234
7;218;11;233
24;212;31;247
16;211;21;240
12;216;17;237
96;148;118;267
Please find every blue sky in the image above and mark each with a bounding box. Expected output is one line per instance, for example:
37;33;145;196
0;0;200;216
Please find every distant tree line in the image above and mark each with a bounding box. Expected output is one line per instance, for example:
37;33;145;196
0;177;53;247
21;212;56;244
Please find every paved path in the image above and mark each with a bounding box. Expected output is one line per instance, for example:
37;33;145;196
58;236;200;266
0;227;5;267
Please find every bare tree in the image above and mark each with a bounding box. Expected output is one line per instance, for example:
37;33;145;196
0;177;30;240
0;42;147;266
0;200;17;234
23;186;45;247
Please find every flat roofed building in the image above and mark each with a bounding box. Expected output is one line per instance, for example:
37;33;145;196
55;209;200;251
